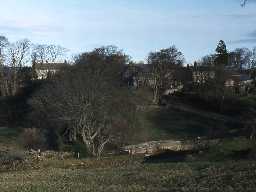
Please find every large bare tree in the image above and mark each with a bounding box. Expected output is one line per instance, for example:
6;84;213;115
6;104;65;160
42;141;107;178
32;44;48;64
7;39;31;96
30;46;137;157
32;44;67;64
232;48;252;70
148;46;184;103
0;36;9;96
47;45;68;63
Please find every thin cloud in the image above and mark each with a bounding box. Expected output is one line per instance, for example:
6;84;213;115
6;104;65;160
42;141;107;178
0;24;27;33
248;0;256;3
224;13;256;18
229;38;256;44
0;22;62;35
229;29;256;44
249;30;256;37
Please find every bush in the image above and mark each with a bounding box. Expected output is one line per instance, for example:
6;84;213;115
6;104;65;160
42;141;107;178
45;128;64;151
71;142;89;159
20;128;46;150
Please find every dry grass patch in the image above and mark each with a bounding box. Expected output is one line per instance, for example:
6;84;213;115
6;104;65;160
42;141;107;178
0;156;256;192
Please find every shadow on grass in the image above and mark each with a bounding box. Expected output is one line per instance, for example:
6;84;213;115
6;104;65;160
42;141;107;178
147;107;240;139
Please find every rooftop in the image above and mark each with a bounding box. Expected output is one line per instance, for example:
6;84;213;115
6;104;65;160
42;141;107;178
34;62;69;70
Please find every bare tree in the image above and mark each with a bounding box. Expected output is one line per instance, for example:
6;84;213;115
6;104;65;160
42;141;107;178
30;46;136;157
32;44;67;64
148;46;184;103
0;36;9;57
199;54;216;67
47;45;67;63
232;48;252;70
0;36;9;96
251;47;256;68
7;39;31;95
32;44;48;64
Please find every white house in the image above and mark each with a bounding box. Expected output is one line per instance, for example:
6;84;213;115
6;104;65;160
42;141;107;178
34;62;68;79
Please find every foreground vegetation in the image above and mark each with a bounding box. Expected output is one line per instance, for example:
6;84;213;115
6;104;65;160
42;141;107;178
1;126;255;192
0;155;256;192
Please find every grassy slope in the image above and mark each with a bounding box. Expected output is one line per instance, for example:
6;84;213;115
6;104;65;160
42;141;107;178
0;127;21;150
0;156;256;192
0;105;242;151
139;105;238;141
0;102;255;191
0;104;237;149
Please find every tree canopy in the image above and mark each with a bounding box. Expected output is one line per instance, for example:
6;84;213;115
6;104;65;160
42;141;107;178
30;46;138;157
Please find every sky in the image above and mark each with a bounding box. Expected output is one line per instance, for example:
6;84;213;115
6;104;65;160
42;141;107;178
0;0;256;63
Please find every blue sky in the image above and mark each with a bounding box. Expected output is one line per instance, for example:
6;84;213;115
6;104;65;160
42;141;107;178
0;0;256;63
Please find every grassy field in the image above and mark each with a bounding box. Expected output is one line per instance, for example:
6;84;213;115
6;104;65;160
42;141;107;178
140;106;239;141
0;107;255;192
0;156;256;192
0;127;21;150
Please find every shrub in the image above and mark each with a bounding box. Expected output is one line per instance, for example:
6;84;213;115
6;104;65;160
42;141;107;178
20;128;46;150
71;142;89;159
45;128;64;151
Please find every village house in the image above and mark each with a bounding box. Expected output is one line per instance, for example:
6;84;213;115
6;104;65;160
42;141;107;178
224;71;253;94
123;62;254;96
192;66;215;84
123;63;154;88
123;63;192;94
192;64;253;90
33;62;68;80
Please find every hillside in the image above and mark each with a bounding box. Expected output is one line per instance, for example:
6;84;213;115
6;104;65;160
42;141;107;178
0;101;255;192
0;156;256;192
139;102;241;142
0;99;246;150
0;127;21;151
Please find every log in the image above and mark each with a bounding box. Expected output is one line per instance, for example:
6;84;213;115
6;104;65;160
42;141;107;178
122;139;220;155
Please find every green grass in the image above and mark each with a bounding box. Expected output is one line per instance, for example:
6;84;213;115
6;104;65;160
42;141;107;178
140;107;235;141
0;100;254;191
204;137;256;161
240;96;256;109
0;127;21;150
0;127;20;138
0;156;256;192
